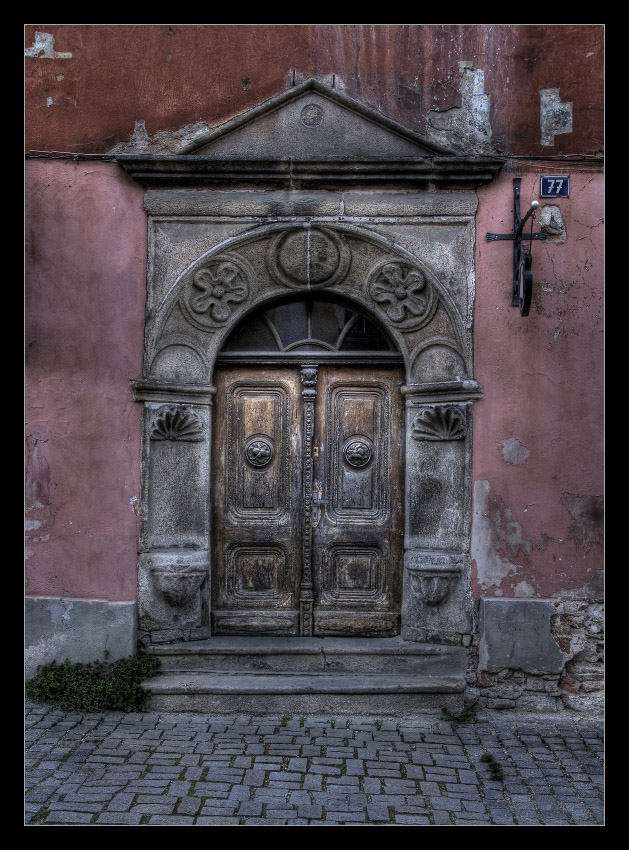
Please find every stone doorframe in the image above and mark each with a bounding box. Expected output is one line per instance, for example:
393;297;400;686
119;79;502;648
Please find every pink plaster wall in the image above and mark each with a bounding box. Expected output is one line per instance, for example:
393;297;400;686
25;161;146;601
472;168;604;599
24;162;603;604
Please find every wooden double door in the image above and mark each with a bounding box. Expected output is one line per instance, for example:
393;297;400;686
211;363;404;636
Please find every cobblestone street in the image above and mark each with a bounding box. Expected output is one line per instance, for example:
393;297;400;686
25;703;604;826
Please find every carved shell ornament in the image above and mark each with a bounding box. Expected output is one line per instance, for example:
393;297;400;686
411;407;466;441
151;406;205;441
368;261;437;330
181;253;251;329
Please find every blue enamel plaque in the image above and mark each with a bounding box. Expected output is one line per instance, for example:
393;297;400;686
540;175;569;197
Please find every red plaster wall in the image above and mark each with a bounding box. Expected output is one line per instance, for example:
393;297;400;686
25;24;603;156
472;169;604;598
25;161;146;600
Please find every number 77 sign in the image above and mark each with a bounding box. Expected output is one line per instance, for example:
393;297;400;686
540;175;570;197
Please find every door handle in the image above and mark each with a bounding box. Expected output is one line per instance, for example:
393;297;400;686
311;492;329;528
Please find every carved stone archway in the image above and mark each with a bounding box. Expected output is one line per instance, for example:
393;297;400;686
120;78;501;649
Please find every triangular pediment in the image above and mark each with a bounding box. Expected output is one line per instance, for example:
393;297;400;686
181;79;452;160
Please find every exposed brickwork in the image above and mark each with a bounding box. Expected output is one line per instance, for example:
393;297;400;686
466;601;604;713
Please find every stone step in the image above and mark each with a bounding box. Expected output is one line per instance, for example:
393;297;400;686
146;636;466;675
143;670;466;715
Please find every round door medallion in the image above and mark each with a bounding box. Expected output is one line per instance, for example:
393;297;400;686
343;438;373;468
245;437;274;468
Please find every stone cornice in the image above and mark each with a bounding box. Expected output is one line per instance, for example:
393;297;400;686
132;380;216;405
117;156;504;190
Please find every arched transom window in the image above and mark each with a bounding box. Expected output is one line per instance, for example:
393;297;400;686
219;298;401;362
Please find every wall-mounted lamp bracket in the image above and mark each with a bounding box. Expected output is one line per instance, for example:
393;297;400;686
485;178;547;316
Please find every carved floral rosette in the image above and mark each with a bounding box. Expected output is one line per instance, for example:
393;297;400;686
180;252;254;330
367;259;438;330
244;435;274;468
406;553;465;606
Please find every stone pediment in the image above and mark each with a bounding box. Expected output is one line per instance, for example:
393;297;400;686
117;79;502;188
181;79;452;161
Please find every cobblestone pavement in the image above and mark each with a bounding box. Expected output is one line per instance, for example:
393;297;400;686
25;702;604;826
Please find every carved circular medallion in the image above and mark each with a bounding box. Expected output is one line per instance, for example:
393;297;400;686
300;103;324;127
267;227;350;289
343;438;373;468
180;252;254;330
367;259;438;330
245;436;274;468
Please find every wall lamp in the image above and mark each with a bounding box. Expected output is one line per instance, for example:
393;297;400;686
486;178;547;316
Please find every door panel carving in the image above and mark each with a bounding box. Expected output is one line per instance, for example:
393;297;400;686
213;368;302;635
327;385;390;520
212;364;403;636
313;367;403;635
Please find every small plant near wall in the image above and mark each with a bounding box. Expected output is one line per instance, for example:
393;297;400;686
25;654;160;713
441;706;477;729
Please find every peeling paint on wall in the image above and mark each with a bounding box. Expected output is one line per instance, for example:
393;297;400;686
501;437;531;466
25;436;51;508
472;480;532;589
25;31;72;59
560;492;604;552
540;88;573;146
426;63;494;154
109;118;212;155
540;205;567;242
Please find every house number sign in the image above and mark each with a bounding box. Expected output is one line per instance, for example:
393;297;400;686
540;175;569;198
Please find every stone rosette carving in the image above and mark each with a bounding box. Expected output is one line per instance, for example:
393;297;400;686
411;406;466;441
300;103;324;127
150;405;205;441
368;260;437;330
244;435;274;468
406;553;465;607
267;227;350;289
181;252;252;329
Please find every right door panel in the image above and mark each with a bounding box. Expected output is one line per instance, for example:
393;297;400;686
312;365;404;636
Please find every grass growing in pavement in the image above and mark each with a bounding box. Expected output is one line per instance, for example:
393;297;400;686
25;655;160;713
441;706;477;729
480;752;505;781
30;805;50;825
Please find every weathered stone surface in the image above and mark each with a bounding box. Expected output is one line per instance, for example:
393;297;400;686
478;599;564;674
144;404;211;551
138;550;209;633
402;551;473;641
130;82;485;658
25;597;137;678
189;83;447;160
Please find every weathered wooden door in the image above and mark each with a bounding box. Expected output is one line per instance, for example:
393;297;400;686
211;363;404;636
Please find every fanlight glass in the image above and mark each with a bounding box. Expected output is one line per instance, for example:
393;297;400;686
222;299;394;354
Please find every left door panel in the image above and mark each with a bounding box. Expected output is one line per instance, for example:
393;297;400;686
212;366;302;635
